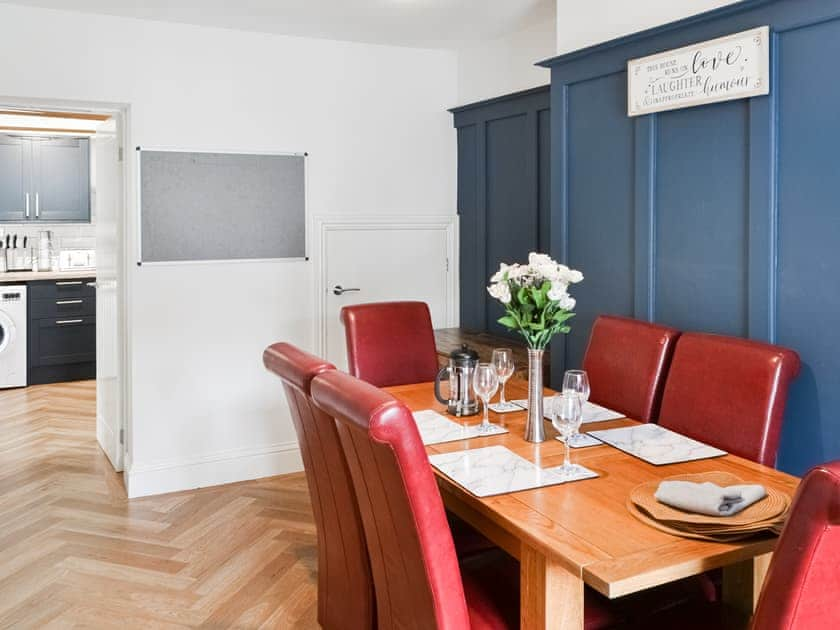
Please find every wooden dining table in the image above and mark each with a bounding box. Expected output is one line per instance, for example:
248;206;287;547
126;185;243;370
385;376;800;630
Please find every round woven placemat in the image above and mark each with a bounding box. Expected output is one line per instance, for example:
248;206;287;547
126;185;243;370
625;497;779;542
630;472;789;527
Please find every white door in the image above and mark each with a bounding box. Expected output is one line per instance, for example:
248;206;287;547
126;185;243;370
322;220;456;369
93;117;124;470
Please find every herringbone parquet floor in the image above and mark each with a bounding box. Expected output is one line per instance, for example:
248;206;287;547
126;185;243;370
0;380;319;629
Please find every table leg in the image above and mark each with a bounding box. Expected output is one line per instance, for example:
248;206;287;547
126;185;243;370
722;552;772;617
520;544;583;630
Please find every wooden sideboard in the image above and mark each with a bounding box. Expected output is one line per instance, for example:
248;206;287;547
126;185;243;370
433;327;550;383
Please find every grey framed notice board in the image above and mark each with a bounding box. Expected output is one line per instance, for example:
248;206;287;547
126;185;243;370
138;148;306;264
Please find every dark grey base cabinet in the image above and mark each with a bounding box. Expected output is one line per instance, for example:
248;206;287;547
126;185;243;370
28;279;96;385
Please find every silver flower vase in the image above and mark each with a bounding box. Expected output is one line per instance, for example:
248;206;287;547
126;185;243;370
524;348;546;443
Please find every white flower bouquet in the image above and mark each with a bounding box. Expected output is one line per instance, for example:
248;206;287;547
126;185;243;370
487;253;584;350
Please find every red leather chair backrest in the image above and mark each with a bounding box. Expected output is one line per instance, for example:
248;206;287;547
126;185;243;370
658;333;801;466
582;315;681;422
263;343;374;630
311;369;470;630
340;301;440;387
753;461;840;629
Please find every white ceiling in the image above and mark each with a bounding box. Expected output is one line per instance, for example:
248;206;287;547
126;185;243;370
3;0;555;48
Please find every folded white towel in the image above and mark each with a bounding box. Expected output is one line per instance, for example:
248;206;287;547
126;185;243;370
654;480;767;516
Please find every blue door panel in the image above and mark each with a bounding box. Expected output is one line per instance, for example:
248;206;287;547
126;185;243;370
452;87;550;335
457;124;481;330
654;101;750;337
485;114;537;338
564;72;636;370
776;18;840;474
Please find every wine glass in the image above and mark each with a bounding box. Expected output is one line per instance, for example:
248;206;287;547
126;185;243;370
562;370;590;446
551;392;583;477
473;363;500;434
491;348;515;411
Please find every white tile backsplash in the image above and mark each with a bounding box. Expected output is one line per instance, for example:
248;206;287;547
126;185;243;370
0;221;95;251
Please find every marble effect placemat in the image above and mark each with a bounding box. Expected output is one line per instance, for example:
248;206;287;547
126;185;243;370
412;410;508;446
428;445;599;497
488;401;522;414
512;398;626;423
588;424;727;466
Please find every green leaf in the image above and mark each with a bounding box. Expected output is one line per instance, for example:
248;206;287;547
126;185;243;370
497;315;517;329
531;286;546;309
552;311;575;323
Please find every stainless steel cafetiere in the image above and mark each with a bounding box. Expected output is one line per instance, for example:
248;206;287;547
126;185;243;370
434;344;480;416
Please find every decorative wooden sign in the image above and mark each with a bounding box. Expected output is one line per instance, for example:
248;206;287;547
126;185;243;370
628;26;769;117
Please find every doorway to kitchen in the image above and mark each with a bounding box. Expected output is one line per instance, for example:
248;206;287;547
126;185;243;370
0;98;129;477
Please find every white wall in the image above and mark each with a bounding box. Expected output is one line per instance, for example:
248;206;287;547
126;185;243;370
456;2;555;105
555;0;741;54
0;3;457;496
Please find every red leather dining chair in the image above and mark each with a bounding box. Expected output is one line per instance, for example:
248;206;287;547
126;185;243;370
264;342;497;628
262;342;374;630
310;368;629;630
582;315;681;422
751;460;840;629
341;301;493;555
657;333;801;467
340;301;440;387
310;368;517;629
637;460;840;629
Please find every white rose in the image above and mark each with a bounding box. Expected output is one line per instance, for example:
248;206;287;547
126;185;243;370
507;264;533;286
566;269;584;283
547;281;568;301
490;263;511;283
487;282;512;304
556;294;576;311
554;264;583;284
528;252;554;268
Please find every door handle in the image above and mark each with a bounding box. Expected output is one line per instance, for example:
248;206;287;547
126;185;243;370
56;299;83;305
333;285;361;296
25;193;30;218
35;193;39;218
56;319;83;325
86;282;98;288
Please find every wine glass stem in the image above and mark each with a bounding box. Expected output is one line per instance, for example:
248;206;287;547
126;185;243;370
500;381;506;404
564;439;571;470
482;399;490;427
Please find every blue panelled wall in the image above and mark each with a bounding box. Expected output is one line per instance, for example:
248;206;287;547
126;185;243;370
450;87;550;339
540;0;840;475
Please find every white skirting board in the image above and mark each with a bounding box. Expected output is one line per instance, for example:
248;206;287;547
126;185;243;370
124;441;303;498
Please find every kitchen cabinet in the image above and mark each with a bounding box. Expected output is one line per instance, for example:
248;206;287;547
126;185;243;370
28;278;96;384
0;135;30;222
0;134;90;223
32;137;91;222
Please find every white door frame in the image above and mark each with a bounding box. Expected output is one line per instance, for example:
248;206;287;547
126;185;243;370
311;214;459;357
0;94;132;475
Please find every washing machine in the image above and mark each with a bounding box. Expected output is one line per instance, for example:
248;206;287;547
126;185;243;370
0;285;26;389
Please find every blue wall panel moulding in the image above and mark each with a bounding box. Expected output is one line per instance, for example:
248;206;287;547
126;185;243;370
542;0;840;475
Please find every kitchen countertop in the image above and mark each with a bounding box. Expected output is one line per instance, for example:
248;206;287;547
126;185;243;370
0;269;96;283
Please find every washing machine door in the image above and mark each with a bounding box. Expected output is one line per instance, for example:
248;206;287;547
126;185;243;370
0;310;14;355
